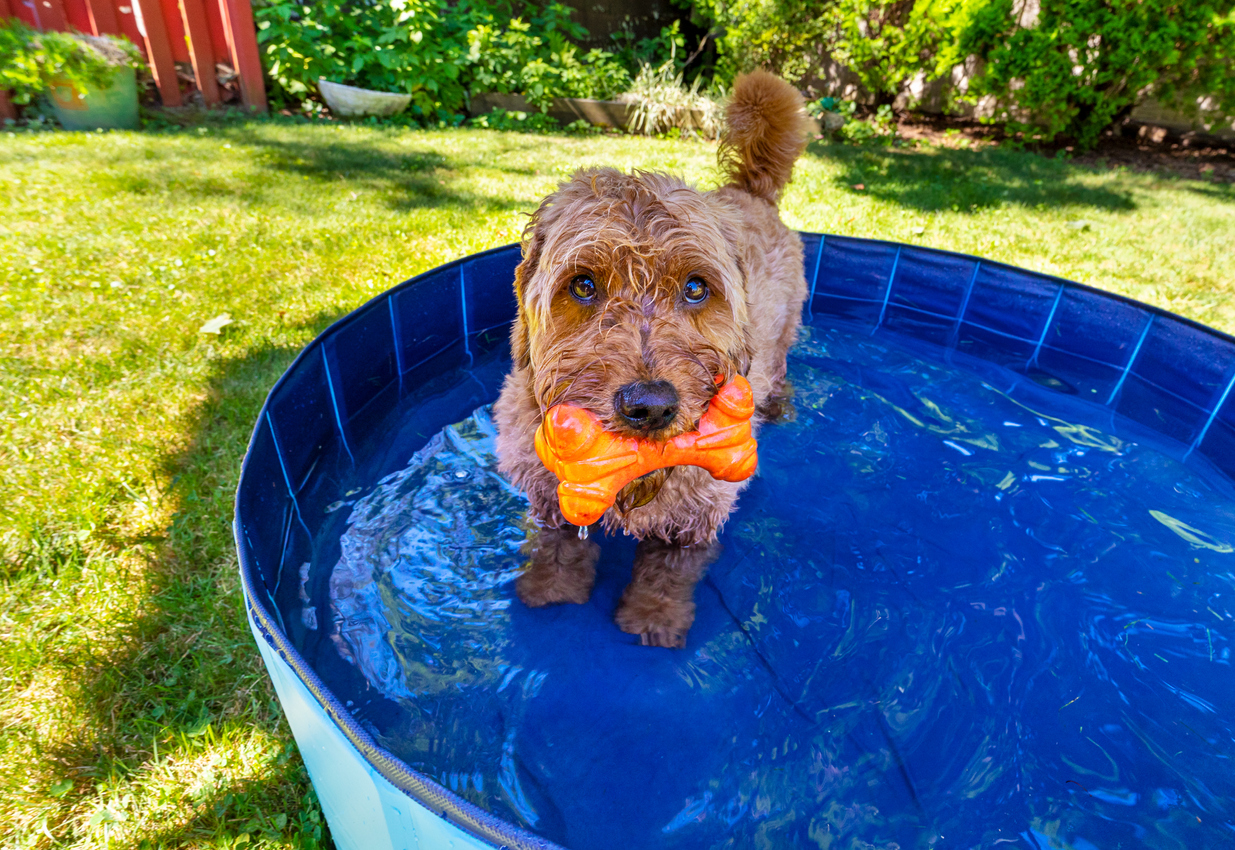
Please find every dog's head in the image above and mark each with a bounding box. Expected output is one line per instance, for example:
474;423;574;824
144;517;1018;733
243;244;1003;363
511;168;751;442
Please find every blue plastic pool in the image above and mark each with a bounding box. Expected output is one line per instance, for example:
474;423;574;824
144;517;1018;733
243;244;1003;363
236;235;1235;849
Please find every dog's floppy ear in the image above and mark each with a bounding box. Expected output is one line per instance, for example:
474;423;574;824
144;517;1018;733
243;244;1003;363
730;252;755;377
511;180;584;371
510;223;545;372
510;267;534;372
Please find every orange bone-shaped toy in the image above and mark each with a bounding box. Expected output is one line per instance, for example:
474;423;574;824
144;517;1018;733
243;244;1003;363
534;376;758;526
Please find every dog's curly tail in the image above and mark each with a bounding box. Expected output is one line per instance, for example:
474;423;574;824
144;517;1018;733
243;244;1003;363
718;70;809;205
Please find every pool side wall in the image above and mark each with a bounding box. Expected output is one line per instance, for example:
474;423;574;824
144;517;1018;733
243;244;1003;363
249;619;493;850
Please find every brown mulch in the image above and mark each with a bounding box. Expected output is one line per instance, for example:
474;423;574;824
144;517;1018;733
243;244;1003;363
893;113;1235;184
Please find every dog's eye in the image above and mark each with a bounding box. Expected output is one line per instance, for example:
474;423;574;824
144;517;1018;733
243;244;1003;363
683;277;709;304
569;275;597;303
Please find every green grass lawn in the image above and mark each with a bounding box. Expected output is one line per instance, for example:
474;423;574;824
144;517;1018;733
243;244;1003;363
0;120;1231;849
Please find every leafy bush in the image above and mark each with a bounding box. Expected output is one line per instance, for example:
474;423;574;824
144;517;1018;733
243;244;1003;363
938;0;1235;147
0;19;143;106
688;0;929;95
688;0;820;88
692;0;1235;147
465;3;631;108
256;0;481;119
258;0;635;121
839;102;898;143
608;20;690;80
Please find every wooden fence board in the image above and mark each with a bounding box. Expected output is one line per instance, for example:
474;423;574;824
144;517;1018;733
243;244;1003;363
34;0;69;31
218;0;265;111
85;0;118;34
112;1;145;51
133;0;181;106
178;0;219;104
158;0;188;62
203;0;227;65
64;0;92;31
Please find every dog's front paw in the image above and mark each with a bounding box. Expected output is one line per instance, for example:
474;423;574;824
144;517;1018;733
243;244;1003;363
516;526;599;607
638;625;689;649
615;590;694;649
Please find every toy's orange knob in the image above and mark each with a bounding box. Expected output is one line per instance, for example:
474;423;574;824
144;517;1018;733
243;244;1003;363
709;377;755;422
540;404;602;461
533;376;759;527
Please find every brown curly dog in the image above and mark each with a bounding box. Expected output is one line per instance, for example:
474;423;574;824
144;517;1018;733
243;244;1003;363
494;70;810;648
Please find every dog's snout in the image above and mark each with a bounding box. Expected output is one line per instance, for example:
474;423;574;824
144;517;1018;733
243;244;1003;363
615;381;680;432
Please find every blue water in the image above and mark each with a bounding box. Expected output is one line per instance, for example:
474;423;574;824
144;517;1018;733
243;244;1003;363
296;323;1235;850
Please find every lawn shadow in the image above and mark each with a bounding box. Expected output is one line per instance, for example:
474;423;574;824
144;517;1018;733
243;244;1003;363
229;126;533;215
1183;181;1235;204
807;142;1138;213
27;319;345;847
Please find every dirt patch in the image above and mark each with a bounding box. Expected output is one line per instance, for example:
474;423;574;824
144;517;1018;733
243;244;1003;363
893;113;1235;184
1067;133;1234;184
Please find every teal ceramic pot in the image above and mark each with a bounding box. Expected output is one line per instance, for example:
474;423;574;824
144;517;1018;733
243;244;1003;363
49;66;139;131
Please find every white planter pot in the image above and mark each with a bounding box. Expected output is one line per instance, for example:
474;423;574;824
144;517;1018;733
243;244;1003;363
318;79;412;118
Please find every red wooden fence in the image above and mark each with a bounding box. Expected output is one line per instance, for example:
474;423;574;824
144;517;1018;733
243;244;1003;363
0;0;265;120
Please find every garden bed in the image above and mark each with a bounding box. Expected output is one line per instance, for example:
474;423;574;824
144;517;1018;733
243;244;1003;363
469;92;634;130
889;113;1235;184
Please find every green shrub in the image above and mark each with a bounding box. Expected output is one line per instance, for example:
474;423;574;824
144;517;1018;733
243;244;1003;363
256;0;482;120
0;19;143;106
689;0;938;97
689;0;820;88
939;0;1235;147
692;0;1235;148
257;0;634;121
465;3;631;108
608;20;690;81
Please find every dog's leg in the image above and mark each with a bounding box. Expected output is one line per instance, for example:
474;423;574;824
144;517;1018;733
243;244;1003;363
615;537;720;648
516;524;600;607
757;377;796;423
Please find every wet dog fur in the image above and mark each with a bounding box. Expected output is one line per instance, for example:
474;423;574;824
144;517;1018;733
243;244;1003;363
494;70;810;648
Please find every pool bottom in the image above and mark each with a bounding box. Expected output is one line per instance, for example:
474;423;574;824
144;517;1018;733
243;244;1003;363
298;323;1235;850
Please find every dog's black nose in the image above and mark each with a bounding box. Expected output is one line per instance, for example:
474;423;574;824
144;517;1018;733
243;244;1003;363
615;381;680;432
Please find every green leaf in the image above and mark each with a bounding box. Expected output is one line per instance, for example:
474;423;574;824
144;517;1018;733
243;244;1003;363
49;779;73;798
